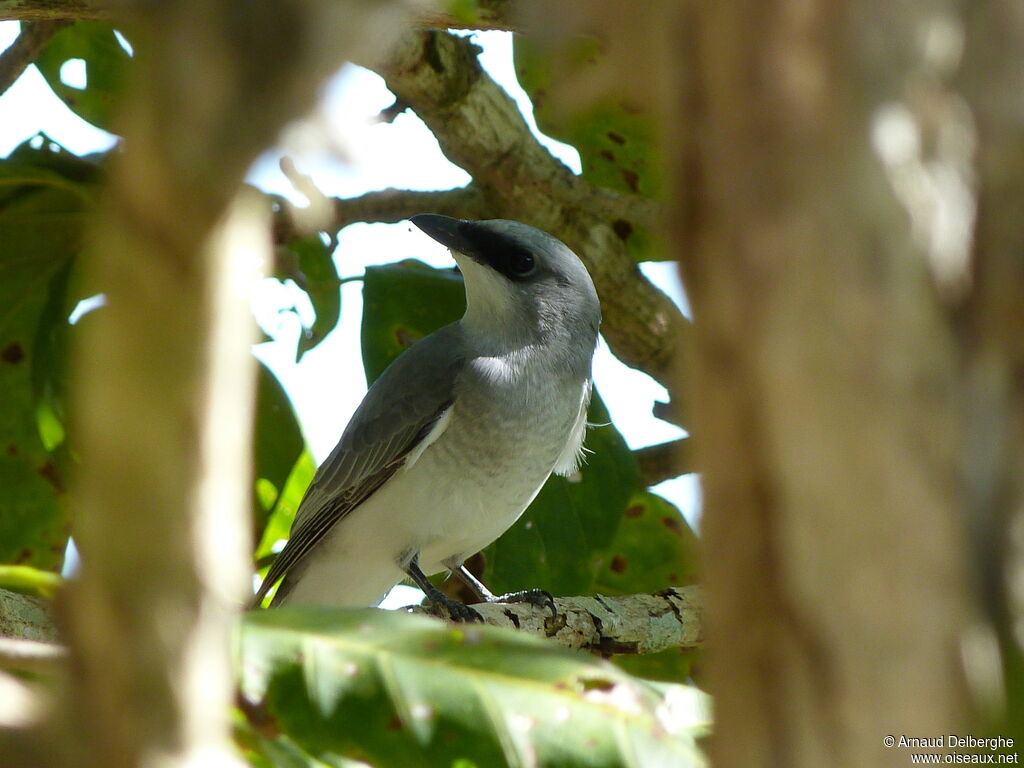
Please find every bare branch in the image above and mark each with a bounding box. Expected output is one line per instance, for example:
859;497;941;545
273;185;488;245
0;0;518;29
635;437;694;486
419;586;705;655
0;19;70;97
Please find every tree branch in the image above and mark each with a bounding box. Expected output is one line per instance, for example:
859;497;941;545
364;30;692;397
0;19;70;97
273;185;489;245
419;586;704;655
0;1;106;22
0;584;704;665
634;437;694;486
0;0;519;30
0;588;57;643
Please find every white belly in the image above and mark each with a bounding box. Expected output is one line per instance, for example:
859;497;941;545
279;426;550;608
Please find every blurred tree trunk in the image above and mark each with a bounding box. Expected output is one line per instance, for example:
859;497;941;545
10;2;410;767
674;1;1016;764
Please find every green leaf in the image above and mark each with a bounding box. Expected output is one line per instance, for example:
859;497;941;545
31;261;75;451
34;22;131;134
0;146;90;568
514;37;665;261
238;609;706;768
283;234;341;361
255;450;317;565
593;492;700;596
360;260;465;384
253;360;305;540
612;647;702;686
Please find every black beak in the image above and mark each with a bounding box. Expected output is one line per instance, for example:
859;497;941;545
411;214;475;256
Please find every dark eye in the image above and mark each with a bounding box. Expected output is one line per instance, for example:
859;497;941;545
508;251;535;276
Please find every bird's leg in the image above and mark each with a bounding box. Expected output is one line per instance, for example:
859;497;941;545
452;563;557;618
404;556;482;623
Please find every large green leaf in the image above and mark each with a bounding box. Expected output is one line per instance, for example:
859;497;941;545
514;37;665;261
253;360;305;542
0;143;92;568
34;21;131;134
237;608;705;768
360;260;465;384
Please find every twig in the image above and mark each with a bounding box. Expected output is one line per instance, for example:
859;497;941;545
273;185;488;245
635;437;695;486
0;19;71;97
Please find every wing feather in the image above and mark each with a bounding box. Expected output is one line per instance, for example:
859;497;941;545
252;326;464;607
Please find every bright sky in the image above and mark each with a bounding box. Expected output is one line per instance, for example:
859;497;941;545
0;24;700;530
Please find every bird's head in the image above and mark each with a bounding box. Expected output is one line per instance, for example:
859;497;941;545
411;214;601;344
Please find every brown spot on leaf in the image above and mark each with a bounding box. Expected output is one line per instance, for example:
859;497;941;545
624;505;644;518
667;572;679;584
38;462;66;494
599;149;614;162
619;99;644;115
607;131;625;145
581;677;615;692
612;219;633;241
661;515;682;535
394;326;421;349
621;169;640;193
6;444;16;456
610;555;627;574
2;342;24;364
388;714;403;731
236;692;281;738
15;548;32;564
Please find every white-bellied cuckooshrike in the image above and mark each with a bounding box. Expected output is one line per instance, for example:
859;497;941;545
252;215;601;620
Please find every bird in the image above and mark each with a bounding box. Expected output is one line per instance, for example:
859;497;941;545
252;214;601;620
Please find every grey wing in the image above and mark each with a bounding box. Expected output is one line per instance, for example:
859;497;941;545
253;325;465;606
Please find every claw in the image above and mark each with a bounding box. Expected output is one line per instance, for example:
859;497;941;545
430;592;483;623
490;589;557;618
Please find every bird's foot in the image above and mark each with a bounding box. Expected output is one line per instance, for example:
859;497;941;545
486;589;557;617
427;591;483;623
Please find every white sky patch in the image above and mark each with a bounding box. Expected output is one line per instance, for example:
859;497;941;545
59;58;87;90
